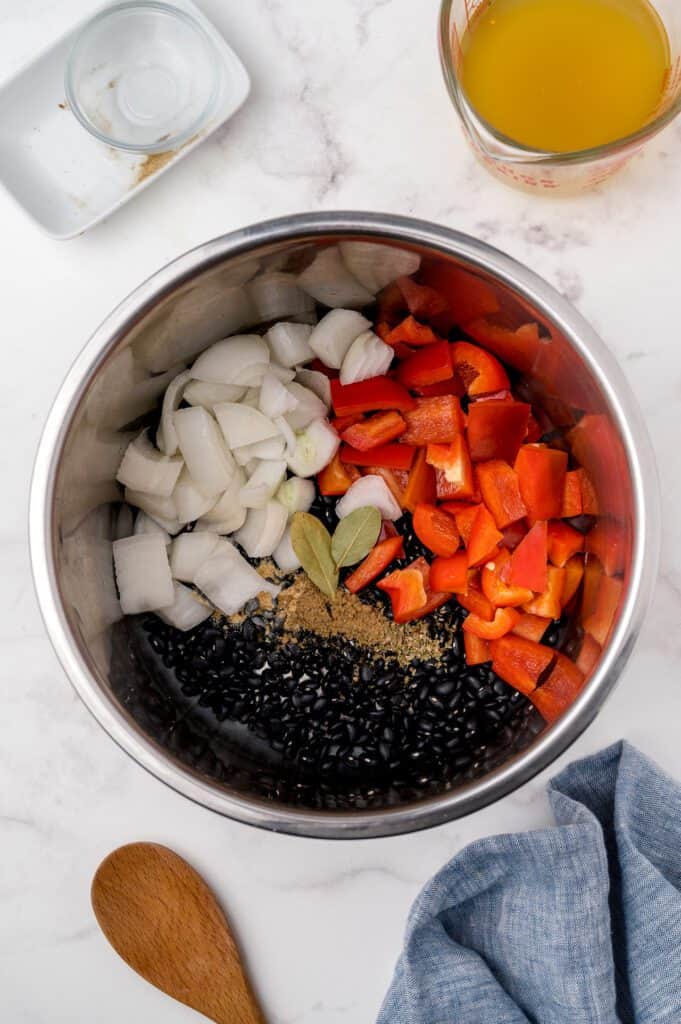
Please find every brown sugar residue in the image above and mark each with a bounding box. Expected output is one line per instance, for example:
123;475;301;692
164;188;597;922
278;574;442;667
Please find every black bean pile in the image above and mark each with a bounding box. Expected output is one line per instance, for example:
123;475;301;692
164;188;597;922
111;496;552;810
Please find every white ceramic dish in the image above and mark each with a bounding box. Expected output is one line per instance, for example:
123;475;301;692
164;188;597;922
0;0;250;239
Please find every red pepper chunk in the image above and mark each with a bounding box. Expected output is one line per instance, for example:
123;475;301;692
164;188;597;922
523;566;566;620
426;437;475;500
514;445;568;522
576;634;601;676
547;521;584;567
467;505;504;567
459;582;495;621
561;470;583;518
450;341;510;397
476;460;528;529
396;276;451;323
402;448;437;512
512;613;551;643
467;400;531;463
431;552;469;594
464;632;491;666
341;411;406;451
413;504;460;557
562;554;585;608
508;521;548;592
452;504;483;548
583;574;623;646
385;315;441;348
531;654;585;724
397;340;453;389
463;607;521;640
482;550;533;608
345;536;404;594
419;264;500;324
330;376;416;417
401;396;463;445
378;557;450;623
464;320;541;375
317;453;360;496
361;466;407;507
414;377;466;398
331;413;363;433
578;468;600;515
340;443;415;471
585;519;627;576
489;635;555;695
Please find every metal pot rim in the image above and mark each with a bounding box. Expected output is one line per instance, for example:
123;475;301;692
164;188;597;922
29;212;660;839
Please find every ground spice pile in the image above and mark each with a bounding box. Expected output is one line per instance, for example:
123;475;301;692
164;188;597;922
278;573;442;667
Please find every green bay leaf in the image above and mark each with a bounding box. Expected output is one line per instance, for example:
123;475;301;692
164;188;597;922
290;512;339;599
331;506;382;569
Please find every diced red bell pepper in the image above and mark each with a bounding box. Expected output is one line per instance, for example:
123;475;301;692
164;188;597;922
512;613;551;643
467;505;504;567
341;411;406;451
568;415;626;519
476;460;528;529
514;445;568;522
414;376;466;398
309;358;338;379
400;590;452;622
458;583;495;621
331;413;363;433
547;521;584;567
452;504;483;548
583;574;623;646
482;550;533;608
396;276;451;323
523;566;566;620
402;447;436;512
340;443;415;471
450;341;510;397
377;563;428;623
581;557;603;621
463;320;540;375
401;396;463;445
526;414;543;444
467;400;531;463
397;340;453;389
463;607;521;640
413;503;460;557
561;470;583;518
426;437;475;501
375;281;407;324
464;631;491;666
508;521;548;593
419;263;500;324
345;536;405;594
361;466;407;506
501;521;529;551
576;634;601;676
385;315;441;348
430;552;468;593
585;519;626;576
375;322;392;343
531;654;585;724
331;376;416;417
393;342;416;360
562;554;585;608
577;468;600;516
489;635;555;695
317;453;360;496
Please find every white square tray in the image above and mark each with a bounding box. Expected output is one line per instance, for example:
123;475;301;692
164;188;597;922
0;0;250;239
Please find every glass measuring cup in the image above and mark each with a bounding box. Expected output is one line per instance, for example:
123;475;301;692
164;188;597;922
439;0;681;193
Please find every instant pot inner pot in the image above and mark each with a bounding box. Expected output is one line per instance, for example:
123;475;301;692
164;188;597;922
52;234;633;811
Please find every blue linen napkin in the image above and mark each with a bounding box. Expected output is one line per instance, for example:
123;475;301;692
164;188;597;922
378;741;681;1024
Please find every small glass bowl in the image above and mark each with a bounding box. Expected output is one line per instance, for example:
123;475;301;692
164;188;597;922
65;1;221;154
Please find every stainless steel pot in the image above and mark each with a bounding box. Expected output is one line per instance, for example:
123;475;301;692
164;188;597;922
30;213;659;838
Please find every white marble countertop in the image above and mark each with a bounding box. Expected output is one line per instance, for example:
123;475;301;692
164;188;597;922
2;1;680;1021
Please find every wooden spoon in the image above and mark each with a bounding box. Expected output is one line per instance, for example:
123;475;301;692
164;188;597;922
91;842;266;1024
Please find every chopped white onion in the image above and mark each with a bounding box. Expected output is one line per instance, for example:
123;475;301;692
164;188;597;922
336;475;402;522
170;531;221;583
276;477;315;517
284;382;328;431
113;534;174;615
134;510;171;545
240;387;261;409
287;419;340;478
157;583;212;631
295;368;331;408
259;370;299;419
191;336;270;386
273;527;301;573
184;380;247;408
274;415;297;455
174;407;236;494
250;272;315;322
157;370;191;456
196;469;247;534
239;460;287;509
114;503;135;541
340;330;393;385
234;501;289;558
125;488;182;535
268;363;296;383
308;309;371;368
339;241;421;294
266;322;314;367
234;436;287;464
214;403;280;450
116;430;184;498
194;541;281;616
298;248;374;308
173;468;219;525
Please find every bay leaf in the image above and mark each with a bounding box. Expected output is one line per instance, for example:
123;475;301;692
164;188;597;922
290;512;338;598
331;506;381;569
